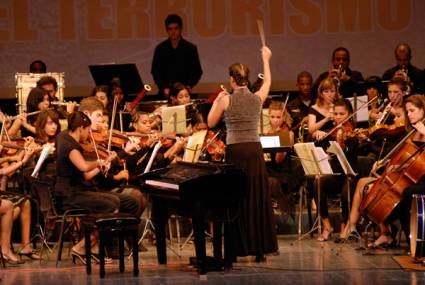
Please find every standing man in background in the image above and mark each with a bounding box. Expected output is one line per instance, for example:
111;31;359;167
151;14;203;99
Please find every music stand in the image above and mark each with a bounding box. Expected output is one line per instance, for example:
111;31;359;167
293;143;337;241
88;63;143;96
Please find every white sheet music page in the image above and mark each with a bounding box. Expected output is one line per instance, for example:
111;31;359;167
327;141;356;176
313;147;333;175
294;143;320;176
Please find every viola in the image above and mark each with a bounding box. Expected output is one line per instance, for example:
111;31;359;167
368;122;405;140
203;131;225;161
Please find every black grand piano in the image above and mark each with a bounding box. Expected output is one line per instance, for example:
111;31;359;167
140;161;246;274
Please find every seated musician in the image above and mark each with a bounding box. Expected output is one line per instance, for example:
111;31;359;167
339;98;410;246
91;85;110;109
37;76;76;117
125;111;186;176
287;71;314;143
0;198;21;264
7;87;50;137
150;82;200;133
307;77;341;141
54;111;121;263
0;145;40;261
77;97;142;218
311;98;357;241
364;76;385;126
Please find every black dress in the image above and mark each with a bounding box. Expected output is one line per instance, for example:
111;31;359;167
224;87;278;256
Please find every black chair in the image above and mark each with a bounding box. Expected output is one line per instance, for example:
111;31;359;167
82;213;140;278
30;176;87;267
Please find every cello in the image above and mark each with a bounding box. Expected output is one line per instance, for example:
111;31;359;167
360;125;425;224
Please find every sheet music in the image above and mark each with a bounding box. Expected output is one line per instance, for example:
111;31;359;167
31;144;55;178
183;130;207;163
347;95;369;122
327;141;356;176
294;143;333;175
294;143;320;175
162;105;186;134
313;147;333;175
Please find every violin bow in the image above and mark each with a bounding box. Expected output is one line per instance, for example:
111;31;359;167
321;96;378;141
89;129;105;176
108;95;119;152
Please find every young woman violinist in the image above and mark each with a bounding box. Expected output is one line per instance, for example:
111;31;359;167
54;111;120;262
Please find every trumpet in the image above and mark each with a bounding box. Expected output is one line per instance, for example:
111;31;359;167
332;64;344;87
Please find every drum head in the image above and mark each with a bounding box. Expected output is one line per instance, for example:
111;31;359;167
410;196;418;258
410;194;425;259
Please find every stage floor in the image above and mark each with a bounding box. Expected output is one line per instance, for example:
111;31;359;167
1;235;424;285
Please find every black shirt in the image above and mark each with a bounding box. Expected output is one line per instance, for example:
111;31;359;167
151;38;203;97
54;131;84;197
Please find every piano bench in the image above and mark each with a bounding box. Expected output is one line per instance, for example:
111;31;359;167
82;213;140;278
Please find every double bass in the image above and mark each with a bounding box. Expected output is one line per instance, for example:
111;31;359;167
360;128;425;224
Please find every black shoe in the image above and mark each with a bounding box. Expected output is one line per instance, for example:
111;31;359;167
255;254;266;262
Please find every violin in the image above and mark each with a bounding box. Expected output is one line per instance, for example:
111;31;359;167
0;139;26;156
91;129;129;148
202;131;225;161
80;142;109;159
368;122;406;140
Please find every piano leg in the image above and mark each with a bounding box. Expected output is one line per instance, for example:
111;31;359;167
213;221;223;260
191;202;207;274
152;198;169;264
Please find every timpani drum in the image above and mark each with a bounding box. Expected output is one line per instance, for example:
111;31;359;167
410;194;425;259
15;72;65;113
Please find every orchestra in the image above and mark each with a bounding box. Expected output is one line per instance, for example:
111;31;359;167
1;16;425;278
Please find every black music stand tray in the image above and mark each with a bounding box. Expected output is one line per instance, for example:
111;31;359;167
89;63;143;96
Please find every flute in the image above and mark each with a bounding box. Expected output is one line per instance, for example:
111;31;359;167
51;101;80;107
9;110;43;121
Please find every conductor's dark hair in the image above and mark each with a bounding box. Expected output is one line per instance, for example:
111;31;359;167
68;111;91;132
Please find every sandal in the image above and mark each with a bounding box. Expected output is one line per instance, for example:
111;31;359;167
18;250;41;260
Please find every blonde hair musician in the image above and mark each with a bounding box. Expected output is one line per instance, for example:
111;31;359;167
308;77;342;141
